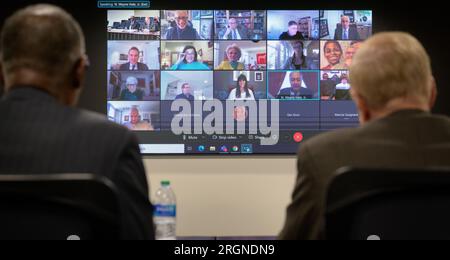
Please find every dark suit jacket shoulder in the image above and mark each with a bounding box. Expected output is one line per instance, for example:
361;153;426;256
175;93;194;101
119;62;149;71
127;21;140;30
278;88;291;95
280;110;450;240
0;87;154;240
165;26;200;40
279;31;304;40
224;25;251;40
334;26;360;40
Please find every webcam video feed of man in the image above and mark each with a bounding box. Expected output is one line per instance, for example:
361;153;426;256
106;9;373;155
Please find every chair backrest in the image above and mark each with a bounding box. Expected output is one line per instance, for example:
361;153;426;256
326;167;450;240
0;174;120;240
120;20;128;29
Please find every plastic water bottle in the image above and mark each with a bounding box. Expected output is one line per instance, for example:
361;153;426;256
154;180;177;240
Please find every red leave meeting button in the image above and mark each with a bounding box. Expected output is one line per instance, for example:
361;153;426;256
293;132;304;143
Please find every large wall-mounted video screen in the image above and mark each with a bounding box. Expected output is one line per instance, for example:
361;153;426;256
106;9;373;155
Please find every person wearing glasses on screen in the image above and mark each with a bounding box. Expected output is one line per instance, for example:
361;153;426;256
170;45;210;70
165;10;201;40
227;74;255;101
120;76;144;101
215;44;245;70
279;21;305;40
321;41;346;70
222;18;251;40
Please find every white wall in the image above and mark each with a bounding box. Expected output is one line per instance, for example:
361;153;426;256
322;11;344;40
145;157;297;237
108;10;134;25
246;50;259;65
192;42;213;62
135;10;160;17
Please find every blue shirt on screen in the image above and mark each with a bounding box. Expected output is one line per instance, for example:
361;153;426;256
170;62;210;70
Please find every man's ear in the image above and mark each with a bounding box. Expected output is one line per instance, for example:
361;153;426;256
351;88;371;124
429;76;438;110
71;56;87;90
